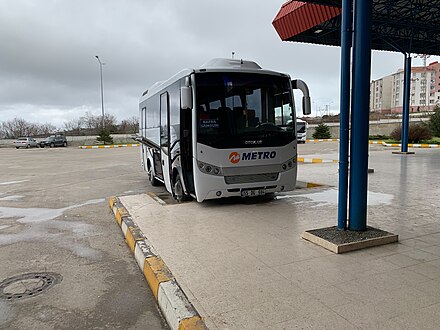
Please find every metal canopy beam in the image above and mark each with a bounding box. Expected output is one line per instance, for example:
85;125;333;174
273;0;440;231
273;0;440;56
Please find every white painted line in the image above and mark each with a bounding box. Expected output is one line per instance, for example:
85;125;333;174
158;280;198;330
134;243;147;271
134;239;158;270
121;221;128;237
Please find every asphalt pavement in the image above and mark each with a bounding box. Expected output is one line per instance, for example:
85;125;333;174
0;147;167;329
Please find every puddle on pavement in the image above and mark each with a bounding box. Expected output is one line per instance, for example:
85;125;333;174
0;198;104;224
0;198;105;260
0;180;29;186
0;195;23;201
277;188;393;207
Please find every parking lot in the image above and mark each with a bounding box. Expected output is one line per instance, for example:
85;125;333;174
2;143;440;329
0;147;167;329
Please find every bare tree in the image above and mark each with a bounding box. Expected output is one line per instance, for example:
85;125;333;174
0;118;56;138
102;113;117;132
64;118;83;136
80;111;100;131
38;123;56;136
119;116;139;133
1;118;29;138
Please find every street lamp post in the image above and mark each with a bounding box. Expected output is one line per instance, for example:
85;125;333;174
95;56;105;129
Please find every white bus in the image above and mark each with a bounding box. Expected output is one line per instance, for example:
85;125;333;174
296;118;308;143
138;58;311;202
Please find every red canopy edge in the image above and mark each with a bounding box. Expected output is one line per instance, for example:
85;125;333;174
272;1;341;41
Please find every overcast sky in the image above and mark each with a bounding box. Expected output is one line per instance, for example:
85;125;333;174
1;0;439;128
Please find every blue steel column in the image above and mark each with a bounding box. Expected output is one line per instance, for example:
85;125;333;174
401;54;411;152
348;0;373;231
337;0;353;230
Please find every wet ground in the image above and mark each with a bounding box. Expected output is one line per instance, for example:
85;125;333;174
2;143;440;329
119;142;440;329
0;147;167;329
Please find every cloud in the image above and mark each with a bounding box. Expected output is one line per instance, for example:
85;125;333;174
1;0;439;127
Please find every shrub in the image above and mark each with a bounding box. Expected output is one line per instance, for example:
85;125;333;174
96;129;114;145
369;134;389;140
312;123;332;139
429;105;440;137
390;123;432;143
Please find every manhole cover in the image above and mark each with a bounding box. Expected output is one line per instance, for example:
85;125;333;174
0;272;62;301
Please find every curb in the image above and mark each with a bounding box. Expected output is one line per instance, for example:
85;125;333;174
382;142;440;148
297;157;338;164
109;196;207;330
306;138;339;143
79;144;140;149
296;181;327;188
305;139;440;149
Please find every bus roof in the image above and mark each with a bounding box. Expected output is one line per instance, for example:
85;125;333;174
140;58;290;102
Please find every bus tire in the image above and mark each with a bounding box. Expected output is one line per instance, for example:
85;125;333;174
173;174;190;202
147;162;160;186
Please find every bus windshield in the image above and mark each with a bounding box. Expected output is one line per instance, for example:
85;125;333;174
296;121;306;133
196;72;295;149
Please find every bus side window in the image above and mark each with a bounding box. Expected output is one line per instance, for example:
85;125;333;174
160;93;169;147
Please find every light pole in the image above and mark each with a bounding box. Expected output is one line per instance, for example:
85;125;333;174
95;56;105;129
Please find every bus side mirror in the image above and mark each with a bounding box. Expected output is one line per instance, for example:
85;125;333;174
302;96;311;116
181;86;192;110
292;79;311;116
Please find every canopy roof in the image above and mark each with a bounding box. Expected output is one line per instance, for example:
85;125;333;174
273;0;440;56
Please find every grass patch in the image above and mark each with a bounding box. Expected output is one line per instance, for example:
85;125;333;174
369;135;390;140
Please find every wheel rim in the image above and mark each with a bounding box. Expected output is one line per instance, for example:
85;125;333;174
147;166;153;182
174;178;183;201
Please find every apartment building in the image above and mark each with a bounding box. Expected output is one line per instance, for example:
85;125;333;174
370;61;440;114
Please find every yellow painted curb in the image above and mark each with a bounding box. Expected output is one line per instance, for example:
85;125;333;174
109;196;206;330
297;157;338;164
125;227;138;252
306;182;323;188
79;144;140;149
305;139;339;143
109;196;117;208
143;256;174;300
115;207;128;226
178;316;207;330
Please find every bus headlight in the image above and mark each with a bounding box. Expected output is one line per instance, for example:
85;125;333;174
197;161;223;176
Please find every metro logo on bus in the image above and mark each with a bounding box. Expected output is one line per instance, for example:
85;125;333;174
228;151;276;164
229;152;240;164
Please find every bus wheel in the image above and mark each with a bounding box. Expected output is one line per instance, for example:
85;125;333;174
173;174;190;202
147;164;160;186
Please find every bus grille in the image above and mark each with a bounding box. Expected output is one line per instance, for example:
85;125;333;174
224;172;279;185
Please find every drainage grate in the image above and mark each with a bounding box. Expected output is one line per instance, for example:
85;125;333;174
0;272;62;301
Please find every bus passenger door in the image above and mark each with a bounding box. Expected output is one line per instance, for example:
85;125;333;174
160;92;172;192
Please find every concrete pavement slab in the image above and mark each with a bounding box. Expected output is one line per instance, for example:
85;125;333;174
113;146;440;329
